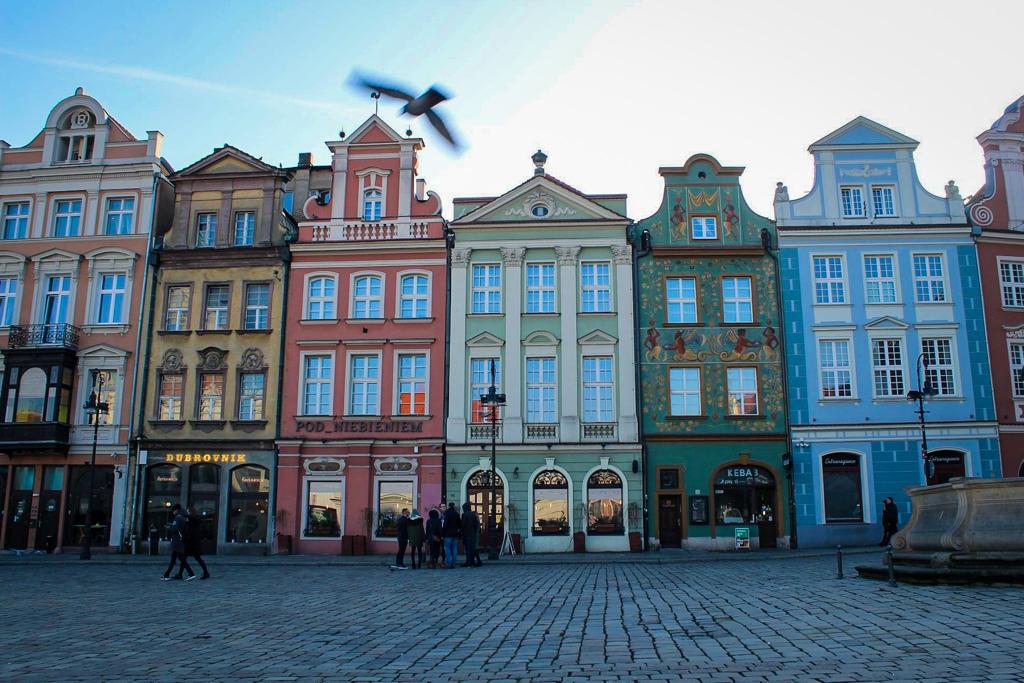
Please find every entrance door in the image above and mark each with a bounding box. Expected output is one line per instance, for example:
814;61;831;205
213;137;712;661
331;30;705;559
64;466;116;547
658;495;682;548
35;466;64;551
466;470;504;549
5;466;34;550
189;464;220;555
927;451;966;486
713;464;777;550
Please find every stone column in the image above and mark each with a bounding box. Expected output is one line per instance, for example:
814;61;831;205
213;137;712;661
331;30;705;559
612;245;638;442
84;190;100;236
555;246;581;441
446;248;472;443
31;191;47;239
502;246;526;442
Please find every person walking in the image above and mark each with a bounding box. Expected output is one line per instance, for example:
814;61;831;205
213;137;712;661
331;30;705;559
461;502;482;567
393;508;411;569
880;497;899;546
441;502;462;569
161;504;195;581
184;508;211;580
407;510;425;569
425;508;443;569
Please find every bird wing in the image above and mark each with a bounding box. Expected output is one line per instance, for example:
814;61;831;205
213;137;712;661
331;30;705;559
419;87;449;109
425;109;460;148
352;74;414;102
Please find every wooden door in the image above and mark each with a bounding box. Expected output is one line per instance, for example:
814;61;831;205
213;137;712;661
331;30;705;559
658;495;682;548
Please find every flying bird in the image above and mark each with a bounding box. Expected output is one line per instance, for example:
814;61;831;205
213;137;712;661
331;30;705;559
351;72;461;149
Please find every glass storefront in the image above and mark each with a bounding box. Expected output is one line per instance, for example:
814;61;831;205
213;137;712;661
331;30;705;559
376;479;414;537
587;470;624;534
63;465;115;546
228;465;269;544
713;465;775;526
533;470;569;535
144;463;182;540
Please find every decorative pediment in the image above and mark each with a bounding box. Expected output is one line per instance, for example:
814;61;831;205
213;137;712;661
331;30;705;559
374;456;418;475
864;316;910;331
78;343;129;361
238;348;266;370
304;457;345;476
467;332;504;347
454;175;624;225
32;248;80;263
173;144;280;178
810;116;918;149
347;115;405;144
523;330;559;346
1005;324;1024;340
197;347;228;371
578;330;618;345
159;349;185;372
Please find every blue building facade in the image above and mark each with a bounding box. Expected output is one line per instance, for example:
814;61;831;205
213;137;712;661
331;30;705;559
774;117;1000;547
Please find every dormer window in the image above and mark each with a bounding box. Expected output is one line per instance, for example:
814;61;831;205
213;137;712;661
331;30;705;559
55;109;96;164
840;186;865;218
363;190;382;221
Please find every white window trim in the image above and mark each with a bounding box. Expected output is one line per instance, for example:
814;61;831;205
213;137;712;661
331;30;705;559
303;271;339;321
75;350;128;427
32;255;80;326
470;262;502;314
579;261;613;313
297;350;336;417
997;257;1024;310
392;349;430;416
810;253;849;306
668;366;702;417
0;254;27;327
525;261;558;314
51;195;85;238
468;353;502;424
920;334;962;399
525;354;558;424
580;462;629;537
721;275;754;324
348;270;385;320
233;210;257;246
581;355;615;423
815;448;873;526
868;333;908;400
103;195;136;235
300;476;346;541
345;350;383;416
911;252;950;305
355;168;390;222
861;253;900;305
814;334;858;400
243;282;271;331
666;276;698;324
372;476;417;542
83;248;137;329
690;216;718;240
839;184;866;218
527;462;574;539
1;198;33;240
1008;338;1024;399
394;270;432;319
869;184;898;218
726;366;759;416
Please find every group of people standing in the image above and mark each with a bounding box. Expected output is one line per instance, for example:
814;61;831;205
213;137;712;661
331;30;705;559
161;503;211;581
392;502;484;570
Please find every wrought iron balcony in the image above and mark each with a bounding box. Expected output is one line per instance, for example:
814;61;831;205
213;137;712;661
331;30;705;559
7;324;81;350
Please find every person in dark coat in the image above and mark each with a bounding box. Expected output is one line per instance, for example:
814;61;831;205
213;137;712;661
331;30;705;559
393;509;411;568
461;502;482;567
880;497;899;546
441;502;462;568
183;508;211;580
161;504;195;581
425;508;443;569
407;510;425;569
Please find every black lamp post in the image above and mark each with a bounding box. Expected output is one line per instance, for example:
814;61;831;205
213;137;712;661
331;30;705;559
906;353;938;482
479;359;506;560
80;371;109;560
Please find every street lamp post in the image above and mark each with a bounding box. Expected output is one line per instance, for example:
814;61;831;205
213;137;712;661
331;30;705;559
479;359;506;561
906;353;938;482
80;372;110;561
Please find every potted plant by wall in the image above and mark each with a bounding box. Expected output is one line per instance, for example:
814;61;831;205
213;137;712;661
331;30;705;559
275;509;292;555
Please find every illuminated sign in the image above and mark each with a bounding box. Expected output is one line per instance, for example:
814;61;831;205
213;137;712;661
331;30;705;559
294;419;424;434
164;453;248;463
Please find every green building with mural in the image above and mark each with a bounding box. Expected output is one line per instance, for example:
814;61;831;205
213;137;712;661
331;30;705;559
633;154;791;550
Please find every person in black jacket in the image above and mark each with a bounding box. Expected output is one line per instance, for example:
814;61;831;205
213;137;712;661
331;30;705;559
441;502;462;569
425;508;443;569
880;497;899;546
407;510;425;569
393;509;411;568
461;502;482;567
161;504;195;581
183;508;211;580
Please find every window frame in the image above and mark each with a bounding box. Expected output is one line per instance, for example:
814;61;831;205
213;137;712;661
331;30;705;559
470;262;502;314
470;356;502;424
525;262;557;314
0;275;18;327
157;373;185;421
346;351;382;417
821;453;865;524
531;469;571;536
665;275;699;325
233;210;256;247
998;258;1024;309
525;356;558;424
396;271;431;319
721;275;754;324
1009;341;1024;399
580;261;612;313
690;215;719;240
581;355;615;424
726;366;760;417
912;253;948;304
304;273;338;321
373;478;416;540
362;189;383;222
870;337;906;399
242;281;271;331
394;351;429;416
862;253;899;305
301;477;345;540
202;283;232;331
921;336;958;397
195;371;226;421
668;366;702;417
299;352;335;417
811;254;847;305
195;212;217;248
817;338;855;400
840;185;865;218
2;201;31;240
349;272;385;320
870;185;897;217
237;371;267;421
51;197;83;237
164;284;192;331
94;272;127;325
103;196;135;236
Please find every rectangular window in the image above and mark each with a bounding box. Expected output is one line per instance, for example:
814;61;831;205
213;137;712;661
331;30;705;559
1000;261;1024;308
52;199;82;237
913;254;946;303
822;455;864;523
819;339;852;399
0;277;17;326
302;355;333;416
471;264;501;314
526;357;557;423
96;273;126;324
244;283;270;330
840;186;864;217
2;202;29;239
399;274;429;318
691;216;718;239
197;373;224;420
871;338;905;397
43;276;71;324
1011;343;1024;398
813;256;846;304
196;213;217;247
727;367;759;416
238;372;265;420
580;262;611;312
669;367;701;416
165;286;190;331
87;369;118;426
305;480;342;538
871;186;896;217
158;374;183;420
376;480;414;537
204;285;230;330
470;358;501;423
666;277;697;324
349;355;380;415
722;276;753;323
526;263;556;313
104;197;135;235
863;255;896;304
397;353;427;415
582;356;614;423
233;211;255;246
921;338;956;396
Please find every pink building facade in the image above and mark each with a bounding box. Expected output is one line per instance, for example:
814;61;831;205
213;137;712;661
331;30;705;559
276;116;447;555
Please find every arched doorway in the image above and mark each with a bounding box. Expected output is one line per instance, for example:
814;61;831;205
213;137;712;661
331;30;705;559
713;464;777;548
927;450;966;486
466;470;504;550
188;464;220;554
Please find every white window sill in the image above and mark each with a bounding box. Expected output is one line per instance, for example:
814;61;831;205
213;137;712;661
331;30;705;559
81;323;130;334
393;317;435;324
300;318;340;325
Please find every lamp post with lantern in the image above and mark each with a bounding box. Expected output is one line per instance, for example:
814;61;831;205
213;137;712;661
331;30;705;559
906;353;939;482
80;371;109;560
479;359;506;560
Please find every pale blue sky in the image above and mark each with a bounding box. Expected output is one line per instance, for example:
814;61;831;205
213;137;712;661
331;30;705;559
1;0;1021;217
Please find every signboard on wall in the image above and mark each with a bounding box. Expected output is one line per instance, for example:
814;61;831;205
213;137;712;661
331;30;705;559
734;527;750;550
689;495;708;525
294;418;424;434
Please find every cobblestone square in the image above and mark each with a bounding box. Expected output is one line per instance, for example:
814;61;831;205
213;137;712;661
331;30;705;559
0;554;1021;682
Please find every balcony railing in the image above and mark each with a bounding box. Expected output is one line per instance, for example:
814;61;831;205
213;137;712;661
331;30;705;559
525;423;558;441
468;423;501;442
305;220;433;242
582;423;617;441
7;324;81;350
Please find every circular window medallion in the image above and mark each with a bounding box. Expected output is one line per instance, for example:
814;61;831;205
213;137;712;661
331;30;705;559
532;204;550;217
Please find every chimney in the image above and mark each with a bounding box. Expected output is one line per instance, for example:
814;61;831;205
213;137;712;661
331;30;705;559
416;178;426;201
298;152;313;168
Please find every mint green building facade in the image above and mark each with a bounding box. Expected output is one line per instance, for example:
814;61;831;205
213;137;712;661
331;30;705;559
634;155;791;550
446;152;642;553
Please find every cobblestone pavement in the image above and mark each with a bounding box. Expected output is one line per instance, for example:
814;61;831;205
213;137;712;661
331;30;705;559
1;554;1021;682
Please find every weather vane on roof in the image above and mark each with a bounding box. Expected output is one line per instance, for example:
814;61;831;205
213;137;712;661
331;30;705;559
370;90;380;116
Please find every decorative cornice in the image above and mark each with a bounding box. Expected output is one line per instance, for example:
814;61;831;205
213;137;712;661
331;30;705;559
554;245;580;265
500;246;526;266
451;247;472;268
611;245;632;265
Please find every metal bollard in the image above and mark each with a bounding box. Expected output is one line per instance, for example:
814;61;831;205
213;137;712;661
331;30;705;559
887;545;897;587
835;544;844;579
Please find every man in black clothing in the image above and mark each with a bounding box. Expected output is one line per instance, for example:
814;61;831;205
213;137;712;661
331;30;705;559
441;502;462;568
461;502;482;567
394;508;411;568
161;504;195;581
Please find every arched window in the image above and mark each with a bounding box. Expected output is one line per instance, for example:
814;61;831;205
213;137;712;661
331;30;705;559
228;465;270;544
352;275;383;319
399;274;429;318
15;367;47;422
927;450;966;486
467;470;504;547
306;276;336;320
363;189;382;221
587;470;623;534
144;464;182;540
533;470;569;535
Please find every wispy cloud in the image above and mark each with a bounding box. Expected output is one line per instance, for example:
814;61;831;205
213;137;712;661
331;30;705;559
0;47;356;114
